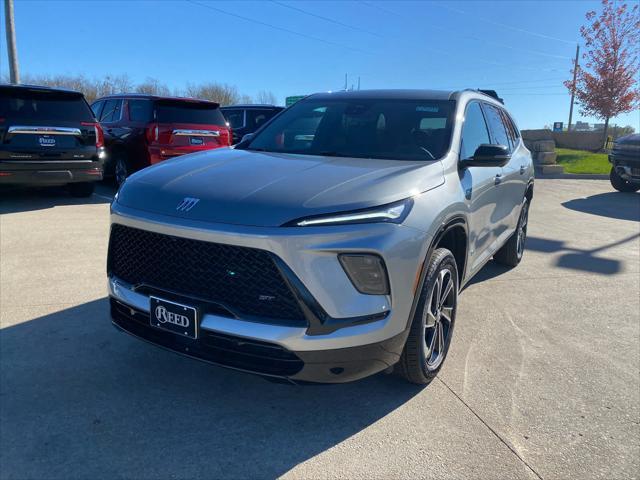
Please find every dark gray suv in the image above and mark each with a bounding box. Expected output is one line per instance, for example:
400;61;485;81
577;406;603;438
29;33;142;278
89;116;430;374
107;89;533;384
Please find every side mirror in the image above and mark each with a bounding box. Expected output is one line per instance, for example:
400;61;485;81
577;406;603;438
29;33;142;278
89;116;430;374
462;144;511;167
240;133;254;143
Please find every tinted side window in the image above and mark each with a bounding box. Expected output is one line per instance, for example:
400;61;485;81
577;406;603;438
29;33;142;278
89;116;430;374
460;102;490;160
100;99;123;123
91;101;104;119
223;109;245;129
128;99;153;122
500;109;518;149
247;109;271;129
484;104;510;149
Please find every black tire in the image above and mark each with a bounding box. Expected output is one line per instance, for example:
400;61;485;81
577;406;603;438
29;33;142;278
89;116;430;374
494;198;529;268
68;182;95;198
610;168;640;192
397;248;458;385
114;155;130;187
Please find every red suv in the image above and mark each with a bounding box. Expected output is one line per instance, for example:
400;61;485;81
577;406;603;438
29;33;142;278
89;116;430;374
91;94;231;185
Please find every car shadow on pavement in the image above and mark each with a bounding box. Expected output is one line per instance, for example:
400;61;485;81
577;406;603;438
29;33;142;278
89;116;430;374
463;260;513;288
526;233;639;275
0;185;113;215
562;191;640;222
0;298;423;480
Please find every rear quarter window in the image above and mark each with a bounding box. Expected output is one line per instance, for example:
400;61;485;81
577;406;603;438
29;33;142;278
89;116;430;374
0;88;94;122
128;99;153;122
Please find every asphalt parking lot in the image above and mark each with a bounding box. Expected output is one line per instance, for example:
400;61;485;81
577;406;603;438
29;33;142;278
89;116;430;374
1;179;638;480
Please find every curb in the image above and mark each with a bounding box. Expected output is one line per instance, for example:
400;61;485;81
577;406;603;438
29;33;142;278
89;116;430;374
536;173;609;180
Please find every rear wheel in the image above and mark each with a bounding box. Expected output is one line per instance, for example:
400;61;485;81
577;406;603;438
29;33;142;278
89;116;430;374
494;198;529;267
114;156;130;187
68;182;95;198
610;167;640;192
397;248;458;385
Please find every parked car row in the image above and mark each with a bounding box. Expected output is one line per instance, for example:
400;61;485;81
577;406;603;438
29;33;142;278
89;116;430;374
0;84;285;195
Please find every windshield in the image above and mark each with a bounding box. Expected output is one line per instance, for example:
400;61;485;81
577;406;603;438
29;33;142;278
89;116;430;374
245;97;455;160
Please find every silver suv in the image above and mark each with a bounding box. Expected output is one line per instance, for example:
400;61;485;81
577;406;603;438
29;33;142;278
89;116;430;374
107;89;533;385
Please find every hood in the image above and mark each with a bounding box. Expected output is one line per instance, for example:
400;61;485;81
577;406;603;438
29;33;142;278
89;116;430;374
615;134;640;146
116;148;444;227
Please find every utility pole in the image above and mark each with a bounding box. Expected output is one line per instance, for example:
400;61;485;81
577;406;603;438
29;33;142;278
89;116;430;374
4;0;20;84
344;73;347;91
357;76;360;90
567;44;579;132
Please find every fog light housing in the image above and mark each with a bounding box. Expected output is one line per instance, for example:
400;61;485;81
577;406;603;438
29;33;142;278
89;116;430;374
339;254;390;295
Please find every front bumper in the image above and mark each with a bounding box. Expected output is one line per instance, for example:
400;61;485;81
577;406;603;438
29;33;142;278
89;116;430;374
110;297;406;383
107;199;434;381
0;160;103;185
109;202;430;350
609;152;640;183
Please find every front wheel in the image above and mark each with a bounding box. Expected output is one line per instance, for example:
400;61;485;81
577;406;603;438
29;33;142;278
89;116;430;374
610;168;640;192
397;248;458;385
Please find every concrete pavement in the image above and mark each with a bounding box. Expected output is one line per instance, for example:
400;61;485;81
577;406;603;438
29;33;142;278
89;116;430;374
0;180;638;479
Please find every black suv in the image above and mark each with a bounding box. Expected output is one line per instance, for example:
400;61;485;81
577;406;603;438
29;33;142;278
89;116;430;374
609;133;640;192
0;84;104;197
220;104;284;144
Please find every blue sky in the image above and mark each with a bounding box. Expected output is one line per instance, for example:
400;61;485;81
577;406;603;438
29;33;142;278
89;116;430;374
1;0;638;130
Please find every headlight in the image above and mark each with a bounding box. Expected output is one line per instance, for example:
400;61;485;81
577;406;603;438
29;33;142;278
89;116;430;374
288;198;413;227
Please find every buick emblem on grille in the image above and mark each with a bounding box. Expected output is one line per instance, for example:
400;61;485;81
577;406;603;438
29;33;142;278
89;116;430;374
176;197;200;212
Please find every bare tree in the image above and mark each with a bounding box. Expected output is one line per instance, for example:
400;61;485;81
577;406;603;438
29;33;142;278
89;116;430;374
135;77;171;96
3;71;260;107
10;73;133;102
184;82;240;105
255;90;278;105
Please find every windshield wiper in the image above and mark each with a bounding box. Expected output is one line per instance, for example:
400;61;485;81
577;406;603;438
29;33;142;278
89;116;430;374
420;147;436;160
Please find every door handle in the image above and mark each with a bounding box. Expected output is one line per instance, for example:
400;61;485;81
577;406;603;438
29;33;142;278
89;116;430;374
494;174;503;185
520;165;526;175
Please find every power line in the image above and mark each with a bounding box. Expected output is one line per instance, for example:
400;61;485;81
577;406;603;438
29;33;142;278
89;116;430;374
185;0;373;55
435;4;576;46
473;76;568;87
493;84;567;91
270;0;384;38
501;93;568;96
358;0;572;61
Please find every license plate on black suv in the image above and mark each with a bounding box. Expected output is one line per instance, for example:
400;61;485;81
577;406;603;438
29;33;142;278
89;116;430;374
150;297;198;339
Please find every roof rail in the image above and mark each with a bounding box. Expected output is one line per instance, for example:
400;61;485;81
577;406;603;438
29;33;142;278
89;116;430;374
477;89;504;104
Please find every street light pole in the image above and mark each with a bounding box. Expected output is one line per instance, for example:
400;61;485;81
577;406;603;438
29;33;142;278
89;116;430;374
4;0;20;84
567;44;579;132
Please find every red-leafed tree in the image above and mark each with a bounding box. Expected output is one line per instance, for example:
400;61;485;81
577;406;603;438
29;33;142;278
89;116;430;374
565;0;639;145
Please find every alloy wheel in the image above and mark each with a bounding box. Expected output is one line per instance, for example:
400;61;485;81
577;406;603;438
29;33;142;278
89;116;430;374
516;201;529;259
423;268;455;370
115;158;128;186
